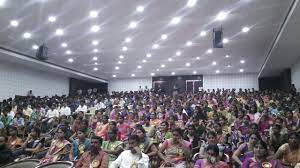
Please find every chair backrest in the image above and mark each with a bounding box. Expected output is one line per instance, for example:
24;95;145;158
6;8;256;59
35;161;73;168
0;159;39;168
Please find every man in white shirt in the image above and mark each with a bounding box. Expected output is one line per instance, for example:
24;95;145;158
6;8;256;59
110;135;149;168
47;105;59;118
75;101;87;113
59;102;71;116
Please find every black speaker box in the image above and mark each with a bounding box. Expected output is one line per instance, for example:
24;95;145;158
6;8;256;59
36;44;48;61
213;28;223;48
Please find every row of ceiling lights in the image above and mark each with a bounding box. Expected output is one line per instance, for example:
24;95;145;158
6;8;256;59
4;0;249;78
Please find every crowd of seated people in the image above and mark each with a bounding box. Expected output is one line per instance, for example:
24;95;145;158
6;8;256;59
0;88;299;168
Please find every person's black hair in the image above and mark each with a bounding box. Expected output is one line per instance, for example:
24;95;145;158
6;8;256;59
207;131;217;138
250;123;259;129
31;127;41;138
275;117;284;123
81;119;89;126
128;134;139;143
206;144;219;154
172;127;183;136
249;132;262;141
91;136;103;145
135;125;146;134
253;139;268;151
288;131;300;140
161;121;169;127
109;121;117;127
102;115;109;120
188;124;196;131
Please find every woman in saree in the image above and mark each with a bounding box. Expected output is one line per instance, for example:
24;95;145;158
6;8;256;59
275;132;300;167
232;132;261;167
135;125;159;167
102;129;123;166
242;140;283;168
40;126;71;164
159;127;191;168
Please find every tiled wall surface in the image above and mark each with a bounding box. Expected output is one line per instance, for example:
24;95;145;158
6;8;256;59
108;78;152;93
292;60;300;92
108;74;259;92
203;73;258;90
0;62;69;100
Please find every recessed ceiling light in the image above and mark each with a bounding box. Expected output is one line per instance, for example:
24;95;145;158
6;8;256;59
136;5;144;12
92;56;98;61
156;69;160;71
168;58;173;62
170;17;181;25
239;69;244;72
32;45;39;50
207;49;213;54
48;16;56;22
119;55;124;59
66;50;72;55
118;61;122;64
10;20;19;27
89;10;98;18
176;51;182;56
115;66;119;70
152;44;159;49
112;75;116;78
90;25;100;32
227;65;231;68
61;43;68;48
142;59;147;63
242;27;250;33
223;38;229;44
171;72;176;75
68;58;74;63
193;70;197;74
129;21;138;29
216;70;220;73
186;41;193;46
93;67;98;71
200;31;207;37
187;0;197;8
240;60;245;64
151;73;155;76
161;64;165;68
131;74;135;77
55;29;64;36
212;61;217;65
161;34;168;40
185;62;191;67
122;46;128;51
137;65;142;69
225;54;230;58
146;53;152;58
216;11;228;21
93;49;98;53
0;0;6;6
125;37;132;43
94;62;98;65
196;57;200;60
23;32;31;39
92;40;99;46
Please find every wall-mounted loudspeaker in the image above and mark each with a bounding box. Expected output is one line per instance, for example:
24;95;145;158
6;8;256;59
36;44;48;61
213;28;223;48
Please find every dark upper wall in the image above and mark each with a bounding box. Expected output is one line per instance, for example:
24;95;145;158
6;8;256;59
152;75;203;94
69;78;108;96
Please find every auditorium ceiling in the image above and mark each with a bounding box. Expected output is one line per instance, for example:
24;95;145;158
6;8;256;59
0;0;295;79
